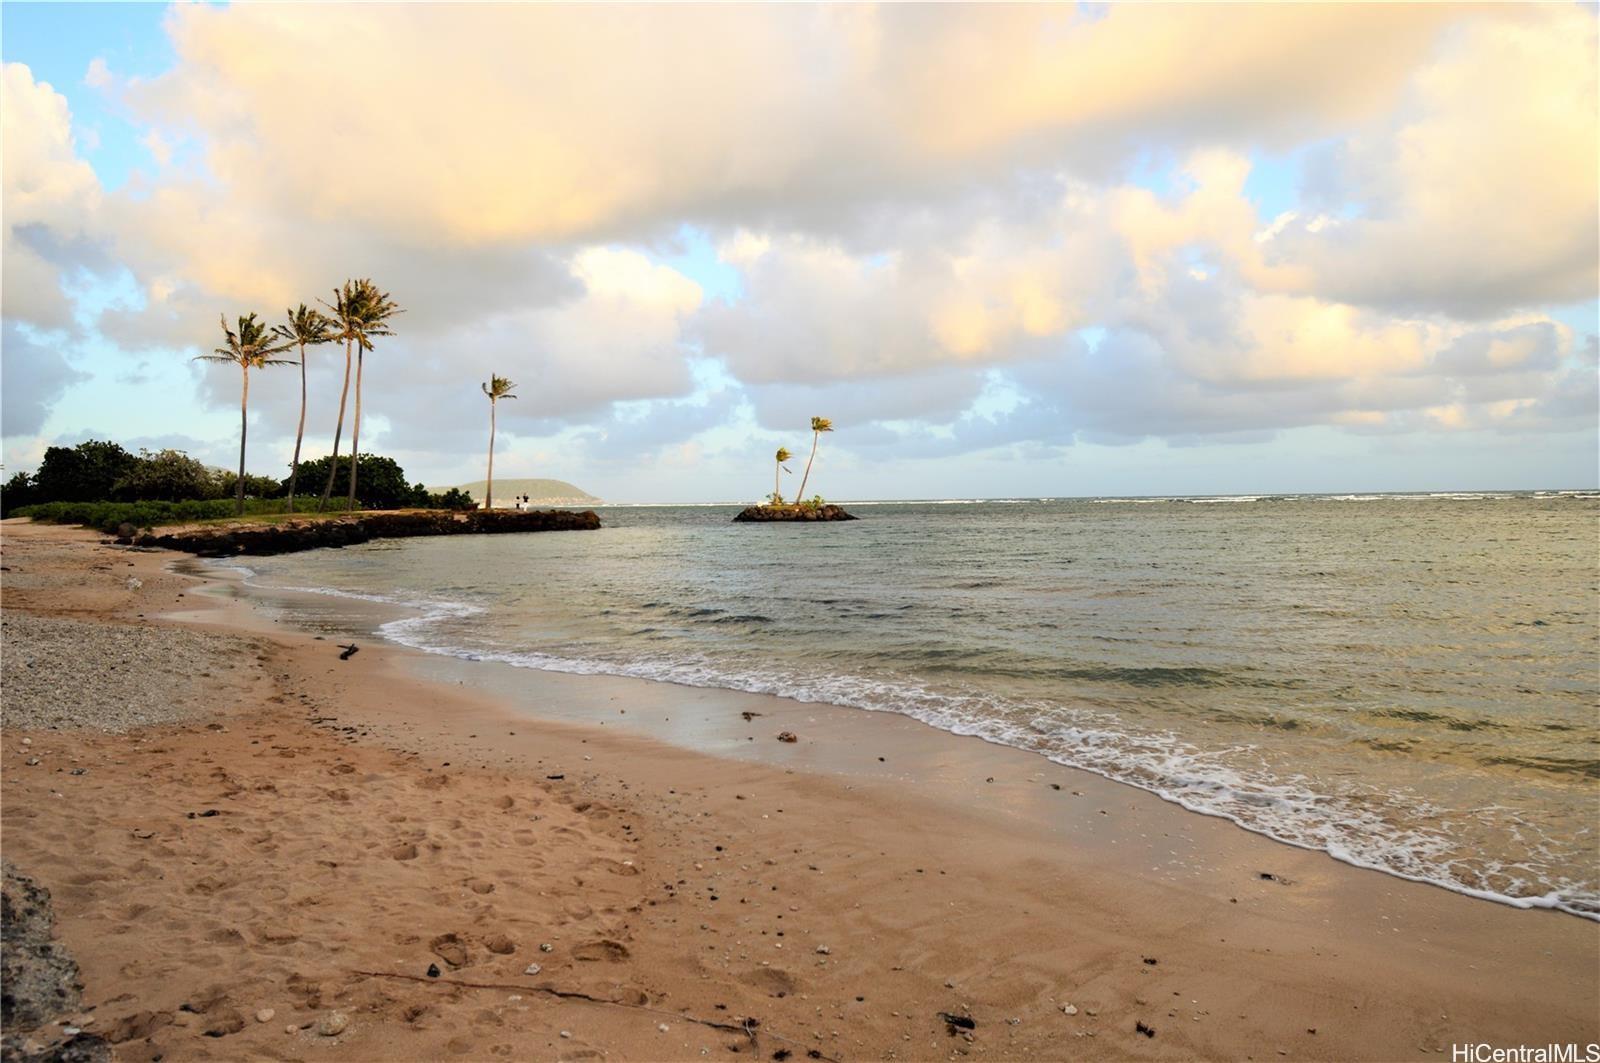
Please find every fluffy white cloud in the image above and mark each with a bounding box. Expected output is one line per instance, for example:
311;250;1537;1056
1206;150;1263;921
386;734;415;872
2;4;1594;488
1263;6;1598;316
1;64;103;332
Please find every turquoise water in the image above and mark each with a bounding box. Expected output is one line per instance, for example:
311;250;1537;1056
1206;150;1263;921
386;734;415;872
237;492;1600;917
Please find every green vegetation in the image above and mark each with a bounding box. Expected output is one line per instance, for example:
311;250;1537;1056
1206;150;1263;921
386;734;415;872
12;498;334;534
756;417;834;508
771;446;793;504
481;374;518;509
2;439;472;528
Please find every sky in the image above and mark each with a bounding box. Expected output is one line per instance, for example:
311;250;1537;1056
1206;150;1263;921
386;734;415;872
2;3;1596;502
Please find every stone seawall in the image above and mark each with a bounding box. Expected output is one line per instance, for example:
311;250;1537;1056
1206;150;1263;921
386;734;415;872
127;509;602;557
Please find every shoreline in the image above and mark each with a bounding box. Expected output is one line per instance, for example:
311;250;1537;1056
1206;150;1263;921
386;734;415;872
201;552;1598;923
2;519;1596;1060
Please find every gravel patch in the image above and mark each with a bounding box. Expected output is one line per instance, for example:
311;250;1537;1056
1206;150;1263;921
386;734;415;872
1;614;256;732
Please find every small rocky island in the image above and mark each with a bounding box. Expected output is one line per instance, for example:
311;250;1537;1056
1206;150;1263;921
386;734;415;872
733;504;858;523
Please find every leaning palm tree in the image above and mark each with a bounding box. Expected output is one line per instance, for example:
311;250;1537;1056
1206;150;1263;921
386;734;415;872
316;281;361;513
481;374;517;510
771;446;793;504
343;279;402;510
792;417;833;504
273;304;335;513
196;313;295;516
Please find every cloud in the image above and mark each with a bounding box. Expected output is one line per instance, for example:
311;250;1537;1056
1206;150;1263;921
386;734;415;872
1;7;1593;492
1;322;89;438
127;4;1457;244
1263;6;1598;316
1;64;104;332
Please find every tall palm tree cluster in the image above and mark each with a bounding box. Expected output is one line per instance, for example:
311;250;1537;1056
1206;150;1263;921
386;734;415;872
768;416;833;505
198;279;402;516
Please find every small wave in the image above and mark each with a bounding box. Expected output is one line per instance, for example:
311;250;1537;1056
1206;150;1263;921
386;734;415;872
224;566;1600;921
1480;754;1600;781
360;607;1598;919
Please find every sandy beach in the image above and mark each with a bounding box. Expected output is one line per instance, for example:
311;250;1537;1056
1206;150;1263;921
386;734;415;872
2;519;1596;1062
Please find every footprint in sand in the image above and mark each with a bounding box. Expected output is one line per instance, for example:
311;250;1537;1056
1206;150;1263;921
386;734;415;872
391;842;420;860
430;933;471;968
571;939;630;962
484;934;516;955
743;967;798;997
587;857;639;877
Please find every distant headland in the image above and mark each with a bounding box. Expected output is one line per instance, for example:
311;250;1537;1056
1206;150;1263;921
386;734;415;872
441;478;600;507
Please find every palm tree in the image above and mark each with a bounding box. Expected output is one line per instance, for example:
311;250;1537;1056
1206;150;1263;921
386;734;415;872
792;416;833;504
343;279;401;510
772;446;793;504
316;281;360;513
195;313;294;516
481;374;517;510
316;279;401;512
273;304;335;513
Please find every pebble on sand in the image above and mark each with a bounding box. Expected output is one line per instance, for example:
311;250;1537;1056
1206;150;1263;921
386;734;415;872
255;1008;276;1023
316;1012;349;1037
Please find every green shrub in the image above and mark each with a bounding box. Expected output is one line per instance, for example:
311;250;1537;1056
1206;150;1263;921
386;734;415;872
10;497;353;534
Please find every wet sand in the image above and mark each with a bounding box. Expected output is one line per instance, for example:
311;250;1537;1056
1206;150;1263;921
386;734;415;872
2;518;1596;1060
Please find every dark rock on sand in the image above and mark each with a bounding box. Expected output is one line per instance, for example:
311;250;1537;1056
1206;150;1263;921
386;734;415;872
1;863;81;1029
733;504;858;523
1;862;111;1063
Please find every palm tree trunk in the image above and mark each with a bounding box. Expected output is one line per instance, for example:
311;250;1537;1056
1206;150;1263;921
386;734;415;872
236;366;249;517
485;399;496;511
774;460;781;502
794;431;819;504
319;339;352;512
286;343;307;514
347;347;363;511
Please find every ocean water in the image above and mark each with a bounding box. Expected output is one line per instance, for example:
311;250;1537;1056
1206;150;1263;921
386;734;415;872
236;492;1600;917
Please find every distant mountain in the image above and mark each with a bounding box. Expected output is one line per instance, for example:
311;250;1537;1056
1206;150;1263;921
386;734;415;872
444;478;600;505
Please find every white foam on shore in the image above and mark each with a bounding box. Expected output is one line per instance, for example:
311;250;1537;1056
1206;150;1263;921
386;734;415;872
224;556;1598;923
299;586;1599;921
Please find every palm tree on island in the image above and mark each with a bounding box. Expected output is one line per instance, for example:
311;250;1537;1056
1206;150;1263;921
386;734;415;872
771;446;793;504
344;279;402;511
481;374;517;510
196;313;295;516
792;416;833;504
274;304;335;513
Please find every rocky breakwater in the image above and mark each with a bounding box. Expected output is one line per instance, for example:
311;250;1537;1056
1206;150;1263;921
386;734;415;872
732;504;858;523
130;509;601;557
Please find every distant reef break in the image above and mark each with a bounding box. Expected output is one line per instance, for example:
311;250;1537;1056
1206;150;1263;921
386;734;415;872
129;509;601;557
733;504;858;523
